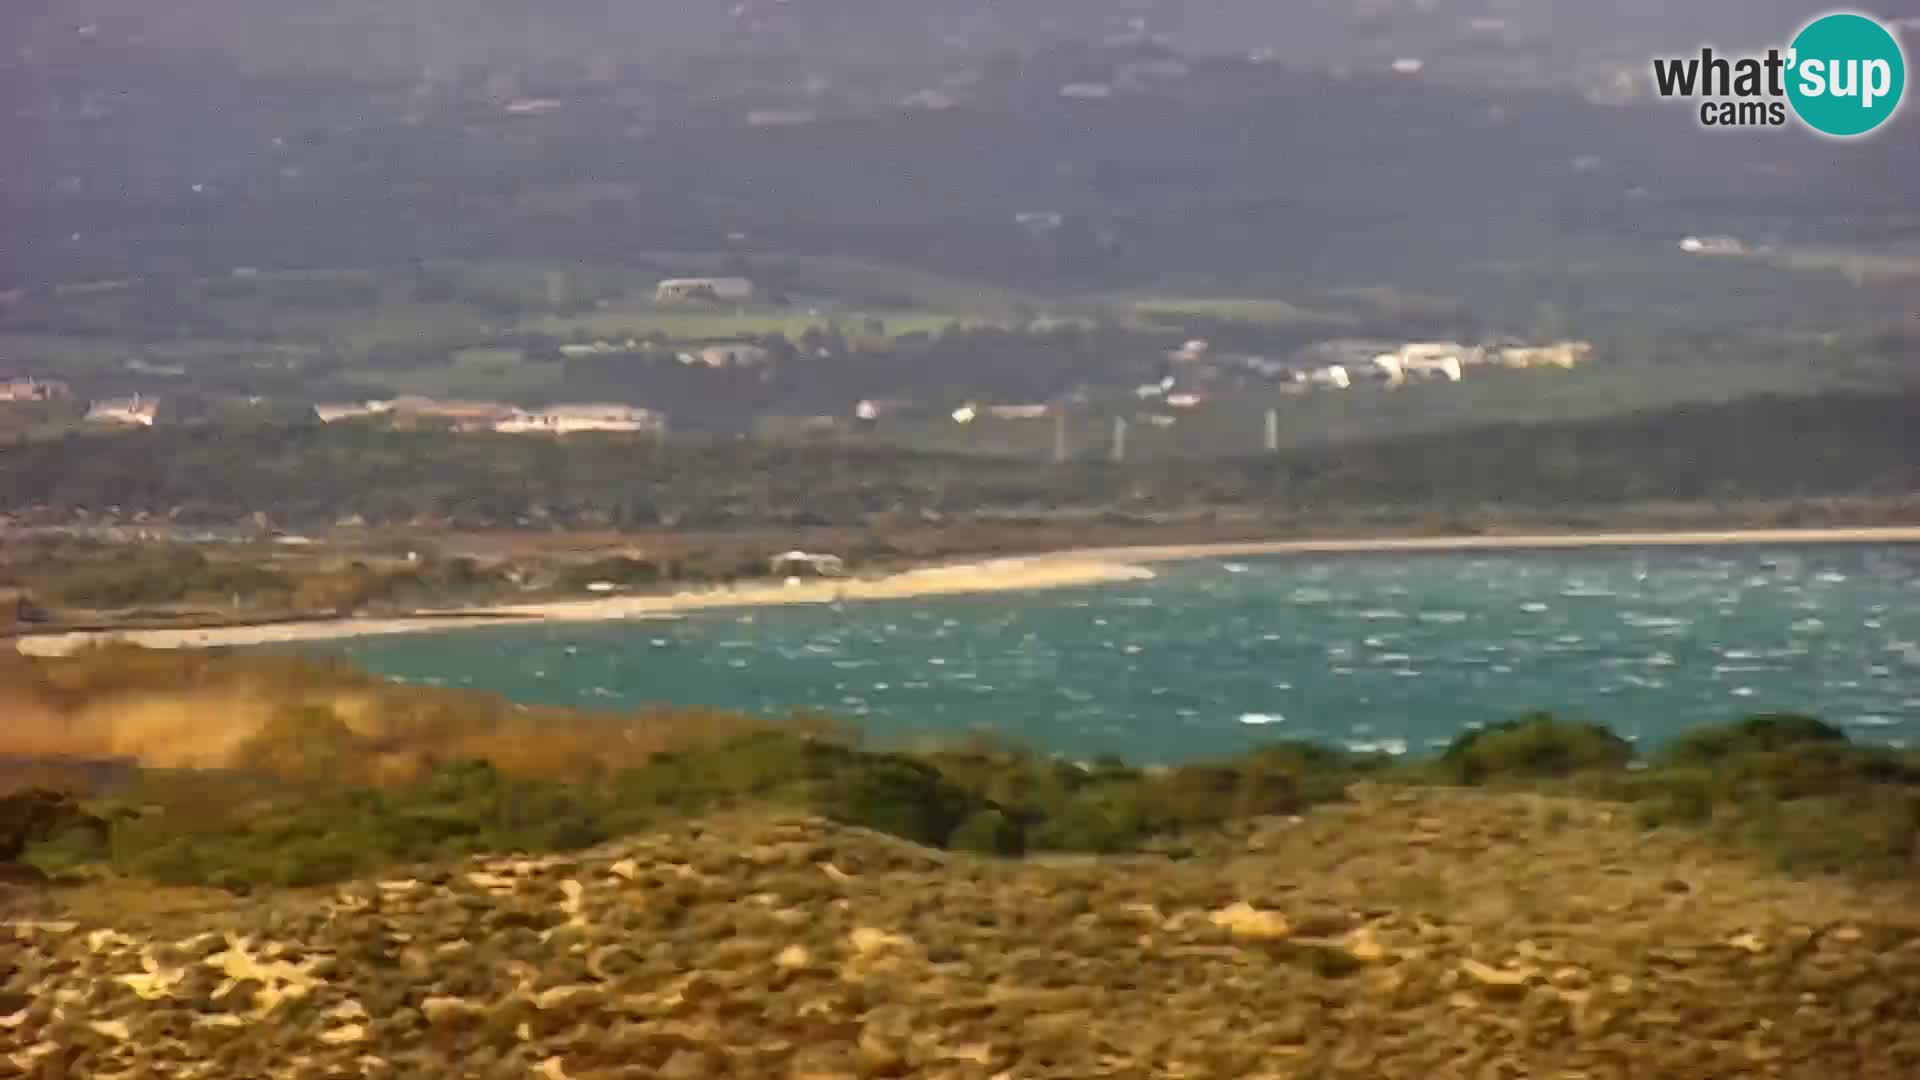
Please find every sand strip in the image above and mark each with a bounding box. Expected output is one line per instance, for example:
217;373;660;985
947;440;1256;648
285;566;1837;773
11;557;1155;656
12;526;1919;656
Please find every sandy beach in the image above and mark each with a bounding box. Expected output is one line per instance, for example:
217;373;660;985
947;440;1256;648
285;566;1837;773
12;525;1920;656
10;557;1157;656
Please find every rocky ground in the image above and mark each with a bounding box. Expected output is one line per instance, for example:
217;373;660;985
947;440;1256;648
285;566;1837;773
6;785;1920;1079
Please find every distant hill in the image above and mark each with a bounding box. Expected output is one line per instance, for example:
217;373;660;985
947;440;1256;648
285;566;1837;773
14;1;1845;86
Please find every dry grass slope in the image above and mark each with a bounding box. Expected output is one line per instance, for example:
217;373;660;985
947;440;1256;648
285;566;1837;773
6;792;1920;1078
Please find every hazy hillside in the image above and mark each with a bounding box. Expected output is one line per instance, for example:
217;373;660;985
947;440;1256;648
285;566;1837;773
12;0;1844;83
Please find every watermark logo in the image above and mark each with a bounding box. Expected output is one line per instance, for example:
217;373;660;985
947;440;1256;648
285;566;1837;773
1651;11;1907;137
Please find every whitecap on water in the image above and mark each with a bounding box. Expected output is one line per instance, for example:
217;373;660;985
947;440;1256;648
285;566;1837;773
1238;713;1285;726
1393;668;1422;678
1355;609;1408;620
1560;584;1617;598
1847;715;1898;728
1345;738;1409;756
1375;652;1412;664
1291;588;1333;604
1731;687;1755;697
1491;664;1513;674
1815;571;1848;584
1417;611;1469;624
1714;663;1774;675
1644;652;1675;667
1221;563;1250;573
1520;602;1550;614
1791;618;1825;633
1621;612;1690;630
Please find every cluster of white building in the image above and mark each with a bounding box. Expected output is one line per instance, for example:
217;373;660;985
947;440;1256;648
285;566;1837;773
0;377;73;403
311;397;664;435
1179;338;1594;393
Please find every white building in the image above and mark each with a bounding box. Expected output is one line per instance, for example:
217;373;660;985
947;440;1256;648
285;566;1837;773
494;404;663;435
1307;365;1352;390
678;342;771;368
0;377;72;402
769;550;846;578
655;277;755;303
1679;235;1747;256
746;109;817;127
986;403;1051;420
313;401;393;423
1495;341;1593;370
84;395;158;426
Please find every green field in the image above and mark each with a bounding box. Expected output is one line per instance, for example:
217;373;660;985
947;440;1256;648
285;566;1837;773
5;244;1915;423
1124;296;1356;329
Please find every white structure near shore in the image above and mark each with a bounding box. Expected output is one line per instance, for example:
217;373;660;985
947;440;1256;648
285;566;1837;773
493;404;664;435
84;395;158;426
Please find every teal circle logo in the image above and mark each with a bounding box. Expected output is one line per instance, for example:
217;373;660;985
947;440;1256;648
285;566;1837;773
1786;13;1906;137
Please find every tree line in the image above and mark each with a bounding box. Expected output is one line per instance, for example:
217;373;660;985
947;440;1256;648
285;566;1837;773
2;390;1916;529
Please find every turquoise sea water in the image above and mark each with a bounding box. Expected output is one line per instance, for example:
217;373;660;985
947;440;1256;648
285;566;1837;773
326;547;1920;763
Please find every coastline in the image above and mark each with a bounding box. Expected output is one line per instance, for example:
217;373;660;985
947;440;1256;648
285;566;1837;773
10;557;1157;656
12;525;1920;656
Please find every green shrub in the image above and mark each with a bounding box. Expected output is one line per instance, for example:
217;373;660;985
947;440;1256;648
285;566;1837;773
821;754;977;848
1660;713;1850;767
1733;789;1920;878
948;809;1027;856
1441;713;1633;784
1028;792;1152;854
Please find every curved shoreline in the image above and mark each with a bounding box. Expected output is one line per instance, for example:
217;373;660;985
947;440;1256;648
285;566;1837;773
12;526;1920;656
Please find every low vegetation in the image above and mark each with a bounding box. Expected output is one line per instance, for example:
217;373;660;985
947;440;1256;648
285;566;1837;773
5;650;1919;891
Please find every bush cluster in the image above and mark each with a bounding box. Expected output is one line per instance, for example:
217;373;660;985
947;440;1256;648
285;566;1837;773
12;658;1920;888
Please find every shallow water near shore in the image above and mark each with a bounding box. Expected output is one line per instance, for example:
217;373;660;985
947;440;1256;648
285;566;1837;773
323;546;1920;763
